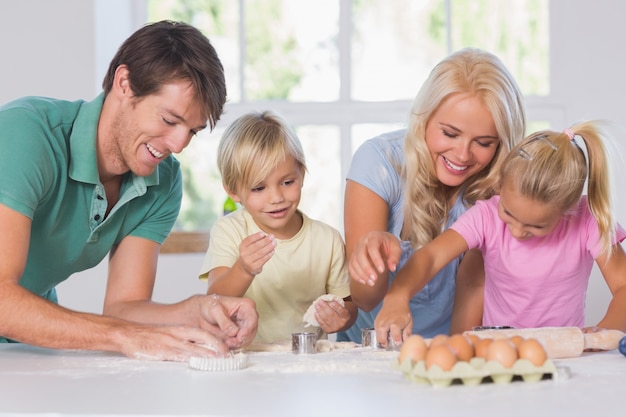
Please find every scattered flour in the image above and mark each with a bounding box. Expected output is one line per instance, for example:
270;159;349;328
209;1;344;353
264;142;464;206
241;347;398;375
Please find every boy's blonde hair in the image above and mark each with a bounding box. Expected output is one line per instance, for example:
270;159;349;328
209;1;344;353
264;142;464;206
501;120;616;256
217;110;306;193
401;47;526;248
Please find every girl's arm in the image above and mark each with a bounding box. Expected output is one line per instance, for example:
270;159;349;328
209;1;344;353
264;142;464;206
450;249;485;334
594;242;626;332
375;229;469;345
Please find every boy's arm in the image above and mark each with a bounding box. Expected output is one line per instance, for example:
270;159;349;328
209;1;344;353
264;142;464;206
207;232;276;297
449;249;484;334
207;263;256;297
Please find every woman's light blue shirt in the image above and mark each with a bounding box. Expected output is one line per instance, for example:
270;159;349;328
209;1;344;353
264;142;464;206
338;129;466;342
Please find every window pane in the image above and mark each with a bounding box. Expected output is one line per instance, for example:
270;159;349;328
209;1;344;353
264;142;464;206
244;0;339;101
174;128;225;231
351;0;447;101
450;0;549;96
298;126;342;231
147;0;242;101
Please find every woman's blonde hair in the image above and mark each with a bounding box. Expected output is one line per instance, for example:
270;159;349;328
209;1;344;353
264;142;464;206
501;121;616;257
401;47;526;248
217;110;306;193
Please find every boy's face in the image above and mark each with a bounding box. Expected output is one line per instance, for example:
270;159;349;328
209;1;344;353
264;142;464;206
230;155;304;239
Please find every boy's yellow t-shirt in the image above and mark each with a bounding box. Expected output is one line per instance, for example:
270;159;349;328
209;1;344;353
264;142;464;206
200;209;350;343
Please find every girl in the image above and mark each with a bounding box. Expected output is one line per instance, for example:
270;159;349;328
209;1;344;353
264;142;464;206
340;47;526;343
370;121;626;342
200;111;357;343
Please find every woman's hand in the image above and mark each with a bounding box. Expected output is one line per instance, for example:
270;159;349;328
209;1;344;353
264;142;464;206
348;231;402;287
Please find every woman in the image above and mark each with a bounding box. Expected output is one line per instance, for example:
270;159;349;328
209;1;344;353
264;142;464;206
338;47;526;345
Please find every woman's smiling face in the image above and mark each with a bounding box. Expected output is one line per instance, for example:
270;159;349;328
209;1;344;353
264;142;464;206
425;92;500;188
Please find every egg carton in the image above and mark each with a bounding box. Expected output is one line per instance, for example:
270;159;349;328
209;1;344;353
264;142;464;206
395;357;556;387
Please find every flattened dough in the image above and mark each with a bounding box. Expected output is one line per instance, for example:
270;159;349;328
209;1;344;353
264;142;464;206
303;294;345;328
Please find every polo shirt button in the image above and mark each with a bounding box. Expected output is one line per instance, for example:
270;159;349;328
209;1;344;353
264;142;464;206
94;214;101;221
97;195;104;200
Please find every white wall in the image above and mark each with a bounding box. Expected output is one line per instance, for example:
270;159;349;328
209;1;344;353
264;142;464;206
549;0;626;325
2;0;625;325
0;0;95;103
57;254;208;314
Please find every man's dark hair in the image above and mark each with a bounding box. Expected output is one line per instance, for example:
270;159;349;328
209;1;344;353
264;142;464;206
102;20;226;130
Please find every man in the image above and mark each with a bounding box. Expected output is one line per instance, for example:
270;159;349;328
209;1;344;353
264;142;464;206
0;20;257;361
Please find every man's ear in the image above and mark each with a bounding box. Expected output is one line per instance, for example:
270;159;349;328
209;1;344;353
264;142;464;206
112;65;132;98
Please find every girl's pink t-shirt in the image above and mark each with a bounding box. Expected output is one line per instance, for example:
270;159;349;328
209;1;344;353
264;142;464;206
451;195;625;328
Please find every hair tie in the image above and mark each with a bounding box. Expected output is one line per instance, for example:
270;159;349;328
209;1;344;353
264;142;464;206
563;128;575;140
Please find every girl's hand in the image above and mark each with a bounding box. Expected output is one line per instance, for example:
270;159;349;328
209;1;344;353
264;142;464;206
238;232;276;276
374;293;412;348
582;326;606;352
348;231;402;286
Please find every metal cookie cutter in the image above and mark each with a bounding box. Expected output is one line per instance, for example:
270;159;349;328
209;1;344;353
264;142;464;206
361;328;400;350
292;332;317;354
361;328;380;349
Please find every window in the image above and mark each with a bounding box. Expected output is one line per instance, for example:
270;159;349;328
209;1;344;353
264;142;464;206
145;0;550;236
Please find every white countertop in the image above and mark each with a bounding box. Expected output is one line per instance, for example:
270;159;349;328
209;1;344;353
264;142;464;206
0;343;624;417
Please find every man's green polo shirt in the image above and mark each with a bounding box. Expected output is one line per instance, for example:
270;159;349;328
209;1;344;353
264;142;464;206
0;94;182;300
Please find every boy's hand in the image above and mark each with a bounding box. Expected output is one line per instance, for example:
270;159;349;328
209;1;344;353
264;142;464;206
314;300;351;333
238;232;276;276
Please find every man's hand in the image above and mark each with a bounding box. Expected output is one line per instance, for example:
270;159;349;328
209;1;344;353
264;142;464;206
198;294;258;349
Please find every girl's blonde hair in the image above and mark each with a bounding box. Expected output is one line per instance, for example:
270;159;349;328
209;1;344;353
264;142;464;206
217;110;306;193
501;121;616;257
401;47;526;248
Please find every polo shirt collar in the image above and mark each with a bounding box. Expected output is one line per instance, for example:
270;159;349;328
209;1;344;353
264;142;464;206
68;93;159;187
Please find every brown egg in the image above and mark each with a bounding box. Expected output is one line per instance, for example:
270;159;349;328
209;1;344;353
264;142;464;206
429;334;449;347
398;334;428;364
466;333;480;347
447;334;474;362
486;338;518;368
425;343;458;371
474;338;493;358
518;338;548;366
509;335;525;349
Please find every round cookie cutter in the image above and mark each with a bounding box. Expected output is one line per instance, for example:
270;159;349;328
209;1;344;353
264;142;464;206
361;328;400;350
292;332;317;354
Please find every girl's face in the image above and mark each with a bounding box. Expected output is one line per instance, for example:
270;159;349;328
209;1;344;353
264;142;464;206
497;181;562;241
230;154;304;239
425;93;500;189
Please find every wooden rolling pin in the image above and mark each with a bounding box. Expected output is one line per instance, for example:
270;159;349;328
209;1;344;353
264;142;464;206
463;327;624;359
